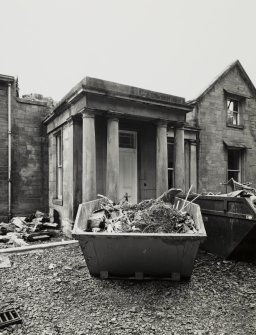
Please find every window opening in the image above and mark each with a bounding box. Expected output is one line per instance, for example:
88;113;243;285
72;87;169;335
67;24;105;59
227;98;239;126
119;131;136;149
227;149;241;182
167;137;174;189
56;132;63;199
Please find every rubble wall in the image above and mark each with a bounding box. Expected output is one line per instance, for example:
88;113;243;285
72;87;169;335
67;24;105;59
0;83;9;219
11;98;49;216
197;66;256;193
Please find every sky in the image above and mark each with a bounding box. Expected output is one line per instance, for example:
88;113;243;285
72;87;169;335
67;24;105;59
1;0;256;102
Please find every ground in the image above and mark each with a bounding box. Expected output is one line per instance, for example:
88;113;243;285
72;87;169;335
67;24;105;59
0;245;255;335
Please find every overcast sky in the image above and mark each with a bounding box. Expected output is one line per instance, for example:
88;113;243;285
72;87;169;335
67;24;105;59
1;0;256;102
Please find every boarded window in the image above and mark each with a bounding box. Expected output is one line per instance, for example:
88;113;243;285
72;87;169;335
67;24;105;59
56;132;63;199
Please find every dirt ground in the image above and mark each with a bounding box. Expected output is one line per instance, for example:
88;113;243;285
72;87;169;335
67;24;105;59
0;244;255;335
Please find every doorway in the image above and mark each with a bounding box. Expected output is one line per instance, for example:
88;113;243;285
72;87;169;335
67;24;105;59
119;131;137;203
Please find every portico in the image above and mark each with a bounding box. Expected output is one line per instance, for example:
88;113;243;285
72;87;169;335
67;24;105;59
44;77;193;222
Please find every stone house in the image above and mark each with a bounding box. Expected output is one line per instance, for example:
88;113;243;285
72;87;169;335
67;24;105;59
3;60;256;225
44;77;198;222
0;74;51;220
187;60;256;193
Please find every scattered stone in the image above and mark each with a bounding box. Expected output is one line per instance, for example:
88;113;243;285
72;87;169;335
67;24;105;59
0;246;255;335
0;255;11;268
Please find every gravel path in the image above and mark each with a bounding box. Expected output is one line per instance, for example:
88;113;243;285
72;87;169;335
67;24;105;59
0;244;255;335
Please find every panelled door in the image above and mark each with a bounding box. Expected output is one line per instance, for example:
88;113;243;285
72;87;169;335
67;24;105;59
119;131;137;203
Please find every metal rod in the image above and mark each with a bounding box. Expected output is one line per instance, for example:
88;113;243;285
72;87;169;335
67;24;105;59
182;193;202;212
180;184;193;212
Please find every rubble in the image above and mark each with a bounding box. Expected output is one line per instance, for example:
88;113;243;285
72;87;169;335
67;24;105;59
0;246;256;334
0;210;62;249
0;255;11;269
86;193;198;234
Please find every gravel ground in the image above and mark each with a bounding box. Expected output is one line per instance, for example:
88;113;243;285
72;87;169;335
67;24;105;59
0;244;256;335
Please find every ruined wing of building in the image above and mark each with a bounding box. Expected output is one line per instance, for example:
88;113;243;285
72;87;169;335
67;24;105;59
0;75;53;220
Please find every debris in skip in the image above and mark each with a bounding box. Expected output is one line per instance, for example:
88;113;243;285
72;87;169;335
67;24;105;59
86;189;198;234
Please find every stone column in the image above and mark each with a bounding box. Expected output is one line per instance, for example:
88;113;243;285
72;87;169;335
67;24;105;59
174;124;185;190
156;121;168;197
82;110;96;202
66;115;82;220
106;117;119;203
190;142;197;193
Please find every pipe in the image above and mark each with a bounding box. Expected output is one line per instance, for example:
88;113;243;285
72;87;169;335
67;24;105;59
8;83;11;218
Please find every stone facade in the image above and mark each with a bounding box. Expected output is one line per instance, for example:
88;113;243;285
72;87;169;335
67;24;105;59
0;75;51;220
187;60;256;193
3;60;255;224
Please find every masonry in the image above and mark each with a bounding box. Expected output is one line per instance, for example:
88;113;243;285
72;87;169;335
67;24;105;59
187;60;256;193
0;75;51;220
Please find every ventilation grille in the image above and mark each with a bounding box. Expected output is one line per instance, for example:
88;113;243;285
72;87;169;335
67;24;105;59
0;309;22;329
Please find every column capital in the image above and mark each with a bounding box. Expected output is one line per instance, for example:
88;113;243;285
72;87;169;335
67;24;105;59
66;114;81;125
82;107;95;119
174;121;185;130
107;111;120;122
156;119;168;128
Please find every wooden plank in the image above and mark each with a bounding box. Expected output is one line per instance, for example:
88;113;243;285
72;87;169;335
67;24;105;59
0;240;79;254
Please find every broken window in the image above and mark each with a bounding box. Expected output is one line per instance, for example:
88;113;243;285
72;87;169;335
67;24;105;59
227;149;241;182
227;98;239;126
56;132;63;199
167;137;174;189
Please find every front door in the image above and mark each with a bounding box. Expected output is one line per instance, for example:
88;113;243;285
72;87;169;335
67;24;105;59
119;131;137;203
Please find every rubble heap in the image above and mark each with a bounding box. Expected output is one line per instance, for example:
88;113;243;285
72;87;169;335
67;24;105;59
87;197;198;234
0;210;61;248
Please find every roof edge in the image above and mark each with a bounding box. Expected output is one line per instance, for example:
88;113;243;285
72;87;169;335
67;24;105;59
192;60;256;103
0;74;15;83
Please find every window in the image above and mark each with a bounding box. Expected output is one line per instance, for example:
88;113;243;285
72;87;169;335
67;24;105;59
227;149;241;182
167;137;174;189
119;131;136;148
227;98;240;126
56;132;63;200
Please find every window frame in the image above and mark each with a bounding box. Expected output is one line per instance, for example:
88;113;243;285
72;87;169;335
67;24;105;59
225;93;245;129
167;137;174;189
53;130;63;204
119;130;137;149
227;148;242;183
227;98;239;126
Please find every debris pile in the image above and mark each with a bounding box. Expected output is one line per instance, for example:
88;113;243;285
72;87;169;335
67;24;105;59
0;210;61;248
87;197;198;234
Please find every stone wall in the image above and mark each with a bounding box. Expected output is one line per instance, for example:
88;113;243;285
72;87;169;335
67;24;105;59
11;98;50;216
195;66;256;193
0;78;51;219
0;83;9;219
